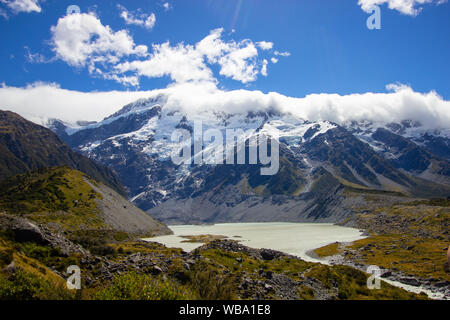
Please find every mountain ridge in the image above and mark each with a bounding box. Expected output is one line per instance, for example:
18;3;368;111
44;97;450;224
0;110;125;195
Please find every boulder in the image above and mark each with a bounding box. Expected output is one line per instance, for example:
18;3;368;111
0;214;89;257
434;281;450;288
380;270;392;278
260;249;282;261
399;277;421;287
152;265;163;275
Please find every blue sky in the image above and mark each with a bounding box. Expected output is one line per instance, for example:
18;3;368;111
0;0;449;98
0;0;449;125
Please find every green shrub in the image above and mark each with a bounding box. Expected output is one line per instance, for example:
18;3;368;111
90;245;116;257
112;232;129;242
20;243;61;260
17;242;80;273
0;269;74;300
94;272;196;300
189;267;235;300
69;230;129;255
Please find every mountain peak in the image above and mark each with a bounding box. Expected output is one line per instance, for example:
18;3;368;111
104;94;167;121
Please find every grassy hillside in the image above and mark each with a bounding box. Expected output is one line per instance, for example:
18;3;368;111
0;233;76;300
0;167;106;231
314;198;450;282
0;166;171;238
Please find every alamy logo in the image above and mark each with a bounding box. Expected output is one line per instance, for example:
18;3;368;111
170;121;280;176
66;5;81;30
366;265;381;290
66;265;81;290
366;5;381;30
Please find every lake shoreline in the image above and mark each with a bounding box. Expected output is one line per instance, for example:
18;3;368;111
324;253;448;300
144;222;367;263
146;222;448;300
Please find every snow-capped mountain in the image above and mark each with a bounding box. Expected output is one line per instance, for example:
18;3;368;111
344;120;450;185
48;96;450;224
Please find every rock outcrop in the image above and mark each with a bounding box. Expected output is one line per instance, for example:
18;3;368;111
0;213;89;257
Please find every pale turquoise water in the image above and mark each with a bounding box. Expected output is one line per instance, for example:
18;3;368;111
144;222;366;263
144;222;447;299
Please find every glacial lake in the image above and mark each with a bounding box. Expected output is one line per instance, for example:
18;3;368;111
145;222;447;299
144;222;366;263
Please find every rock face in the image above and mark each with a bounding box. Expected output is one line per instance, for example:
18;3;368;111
86;178;173;237
146;184;352;225
0;214;89;256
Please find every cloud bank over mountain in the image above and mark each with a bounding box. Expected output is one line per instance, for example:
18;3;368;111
0;82;449;129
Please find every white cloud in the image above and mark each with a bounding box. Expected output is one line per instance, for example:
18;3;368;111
0;82;157;124
115;42;215;84
196;28;265;83
358;0;447;16
163;83;450;130
0;0;41;14
216;41;259;83
261;59;268;77
162;2;172;11
51;13;148;85
118;5;156;30
271;57;278;64
1;82;449;131
50;18;286;86
256;41;274;50
24;46;54;64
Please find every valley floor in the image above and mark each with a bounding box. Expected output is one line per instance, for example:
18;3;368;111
0;170;448;300
0;211;441;300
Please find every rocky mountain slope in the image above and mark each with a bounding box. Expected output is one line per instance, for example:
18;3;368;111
47;96;450;224
0;110;124;195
